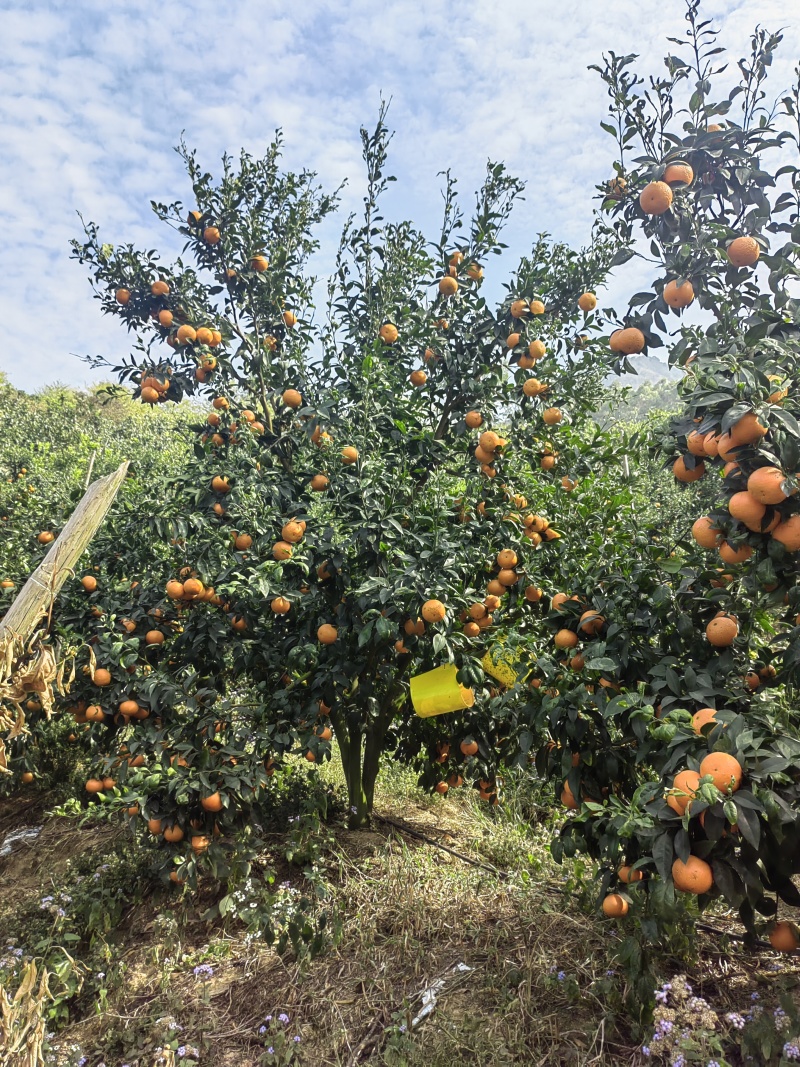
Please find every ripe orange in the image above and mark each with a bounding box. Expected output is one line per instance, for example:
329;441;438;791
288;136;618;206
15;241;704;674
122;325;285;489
554;629;578;650
163;825;184;843
310;474;329;492
463;621;480;637
85;778;104;794
145;630;164;646
439;276;458;296
318;623;338;644
524;585;543;602
579;610;604;635
667;769;701;814
561;780;578;809
663;162;694;185
506;332;521;348
691;517;721;549
183;577;204;598
602;893;629;917
673;456;704;482
466;263;483;281
272;541;293;561
769;921;799;952
250;255;269;272
201;791;223;812
234;533;253;551
460;739;479;756
166;580;185;599
530;300;545;315
497;549;518;568
151;279;170;296
203;226;221;244
465;411;483;429
282;388;302;409
664;279;694;308
510;299;528;318
341;446;358;464
523;378;545;398
639;181;673;215
283;310;297;328
410;370;427;386
706;614;738;646
610;327;646;354
699;752;742;793
672;855;713;894
191;834;210;853
748;466;792;505
81;574;98;592
421;599;447;623
719;541;753;565
772;515;800;551
115;288;131;304
578;292;597;312
543;407;562;425
686;431;706;456
692;708;718;734
379;323;398;344
93;668;112;687
271;596;290;615
727;236;760;268
176;324;196;345
211;476;231;494
528;339;546;360
497;569;518;586
158;309;174;327
731;412;768;444
618;865;643;884
37;531;55;544
281;521;305;544
728;491;774;532
196;327;214;346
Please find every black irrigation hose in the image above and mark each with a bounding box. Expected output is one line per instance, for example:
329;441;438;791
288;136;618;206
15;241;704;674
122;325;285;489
373;812;799;957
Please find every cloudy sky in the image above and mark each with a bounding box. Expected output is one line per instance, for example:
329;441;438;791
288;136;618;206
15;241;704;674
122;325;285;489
1;0;798;392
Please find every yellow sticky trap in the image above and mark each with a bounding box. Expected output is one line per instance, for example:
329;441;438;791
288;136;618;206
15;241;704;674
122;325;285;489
482;644;528;688
410;664;475;718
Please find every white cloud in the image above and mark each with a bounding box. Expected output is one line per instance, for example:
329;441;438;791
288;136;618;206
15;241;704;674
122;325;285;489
0;0;797;390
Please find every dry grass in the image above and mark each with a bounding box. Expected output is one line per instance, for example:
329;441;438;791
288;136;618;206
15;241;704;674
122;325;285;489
0;761;794;1066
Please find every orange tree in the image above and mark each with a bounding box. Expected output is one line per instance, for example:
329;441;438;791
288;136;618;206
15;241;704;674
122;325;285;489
56;112;627;879
516;2;800;951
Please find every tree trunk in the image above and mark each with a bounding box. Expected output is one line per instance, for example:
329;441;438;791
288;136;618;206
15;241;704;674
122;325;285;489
332;716;391;829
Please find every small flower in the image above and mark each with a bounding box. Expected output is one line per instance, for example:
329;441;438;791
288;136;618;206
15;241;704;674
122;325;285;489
278;1012;289;1023
265;1015;273;1022
96;972;105;980
259;1026;266;1035
193;964;214;980
642;1049;650;1059
725;1012;746;1030
177;1047;186;1058
605;969;616;978
557;971;566;981
784;1044;800;1063
293;1035;301;1043
707;1061;721;1067
751;991;760;1001
267;1048;274;1056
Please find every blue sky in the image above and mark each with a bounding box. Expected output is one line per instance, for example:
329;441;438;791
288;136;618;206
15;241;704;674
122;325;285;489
1;0;798;392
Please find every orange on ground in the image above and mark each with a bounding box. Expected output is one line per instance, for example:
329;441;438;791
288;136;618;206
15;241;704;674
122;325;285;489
769;922;799;952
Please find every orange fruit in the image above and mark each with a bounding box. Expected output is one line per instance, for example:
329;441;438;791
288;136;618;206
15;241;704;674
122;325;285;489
664;279;694;308
282;310;297;328
528;339;546;360
639;181;673;215
618;865;643;884
663;162;694;185
706;614;738;646
203;226;221;244
211;476;231;494
497;549;518;568
728;491;775;532
310;474;329;492
699;752;742;793
703;433;720;456
85;778;104;794
421;599;446;623
166;579;185;599
379;323;398;344
506;332;521;348
271;596;290;615
151;279;170;296
460;739;479;756
93;668;112;687
341;446;358;464
672;855;713;894
692;708;718;734
145;630;164;646
281;521;305;544
769;921;799;952
578;292;597;312
183;578;204;598
554;629;578;650
719;541;753;565
466;263;483;281
772;515;800;551
578;610;604;635
191;834;210;853
196;326;214;346
282;389;302;409
561;781;578;809
609;327;646;354
201;791;223;812
250;255;269;272
158;309;174;327
176;324;196;345
748;466;792;505
673;456;704;482
37;531;55;544
81;574;98;592
510;299;528;318
602;893;629;917
463;621;480;637
318;623;338;644
542;407;562;425
163;825;184;843
530;299;545;315
234;533;253;551
667;769;701;814
115;288;130;304
439;276;458;296
727;236;760;268
691;517;721;549
465;411;483;429
524;585;543;602
731;412;767;444
410;370;427;386
272;541;293;561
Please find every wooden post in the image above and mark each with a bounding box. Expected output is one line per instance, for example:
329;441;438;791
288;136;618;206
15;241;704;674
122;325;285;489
0;461;129;669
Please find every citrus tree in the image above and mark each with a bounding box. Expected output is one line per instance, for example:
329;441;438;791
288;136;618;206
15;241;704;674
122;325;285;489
47;111;630;887
519;1;800;950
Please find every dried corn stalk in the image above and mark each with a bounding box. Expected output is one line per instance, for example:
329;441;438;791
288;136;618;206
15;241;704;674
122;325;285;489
0;961;51;1067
